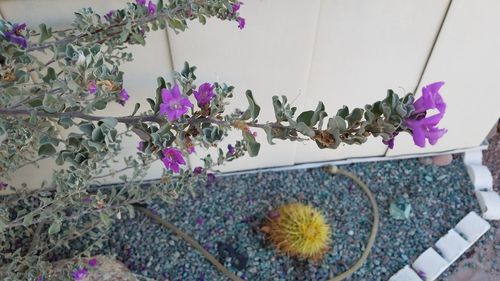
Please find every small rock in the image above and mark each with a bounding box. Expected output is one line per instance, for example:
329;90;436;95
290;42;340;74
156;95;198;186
419;157;433;165
432;154;453;166
50;256;138;281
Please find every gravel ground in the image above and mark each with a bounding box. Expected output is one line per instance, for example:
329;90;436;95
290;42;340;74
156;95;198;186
101;156;480;281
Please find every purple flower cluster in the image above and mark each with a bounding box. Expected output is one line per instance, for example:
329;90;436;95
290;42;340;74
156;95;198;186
384;82;447;149
405;81;447;148
87;258;98;267
104;10;115;22
118;89;130;106
159;84;193;122
193;83;215;107
227;144;235;155
147;1;157;15
237;17;246;29
4;23;27;49
161;147;186;173
87;80;97;94
232;2;242;13
0;182;8;191
137;141;144;151
136;0;156;15
230;2;245;29
193;166;204;175
71;267;88;281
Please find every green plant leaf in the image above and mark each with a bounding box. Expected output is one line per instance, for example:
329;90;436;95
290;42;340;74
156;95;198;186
336;106;349;118
42;94;61;113
22;213;34;227
93;100;107;110
346;108;363;127
131;32;145;45
100;212;111;227
241;90;261;121
327;116;346;132
146;98;156;111
272;96;284;122
389;197;412;220
243;131;260;157
296;111;314;126
311;102;326;127
79;122;94;136
131;103;140;116
199;14;207;25
91;127;104;142
38;143;56;156
100;118;117;129
30;109;38;125
48;219;61;235
263;126;276;145
295;122;315;137
43;67;56;83
39;23;52;43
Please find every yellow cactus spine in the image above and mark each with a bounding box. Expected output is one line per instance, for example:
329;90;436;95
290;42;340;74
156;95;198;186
262;202;331;260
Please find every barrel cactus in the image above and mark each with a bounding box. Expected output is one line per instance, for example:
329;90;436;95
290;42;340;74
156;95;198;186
262;203;331;259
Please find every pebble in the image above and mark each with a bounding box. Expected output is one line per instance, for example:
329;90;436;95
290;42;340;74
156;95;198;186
432;154;453;166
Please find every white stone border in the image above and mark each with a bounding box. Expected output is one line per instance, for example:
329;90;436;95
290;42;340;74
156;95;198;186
463;150;500;220
389;211;491;281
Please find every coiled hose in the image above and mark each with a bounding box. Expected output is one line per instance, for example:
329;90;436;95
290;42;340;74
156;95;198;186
136;165;380;281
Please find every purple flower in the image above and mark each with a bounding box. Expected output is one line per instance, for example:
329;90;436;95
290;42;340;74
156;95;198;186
118;88;130;106
137;141;144;151
159;84;193;122
4;23;27;49
232;2;242;13
193;166;203;175
413;81;446;114
195;217;204;225
147;1;157;15
136;0;146;5
87;80;97;94
87;258;98;267
71;267;88;281
161;148;186;173
193;83;215;107
36;275;43;281
82;197;93;204
227;144;235;155
237;17;246;29
0;182;8;191
405;82;447;147
382;132;399;149
382;138;395;149
416;270;427;279
207;173;215;184
104;10;115;22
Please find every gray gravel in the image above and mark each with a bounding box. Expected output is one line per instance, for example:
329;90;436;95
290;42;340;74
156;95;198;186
101;156;480;281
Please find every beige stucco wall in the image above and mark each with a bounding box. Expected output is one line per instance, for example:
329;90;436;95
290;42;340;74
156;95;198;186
1;0;499;190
